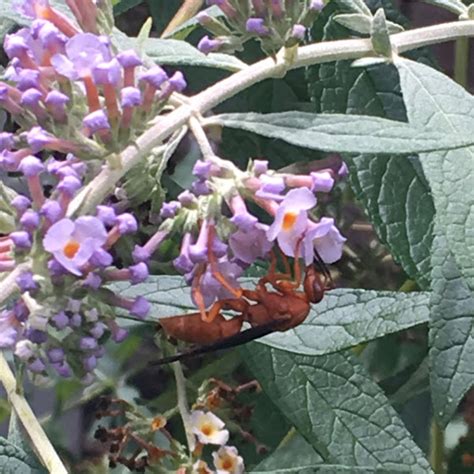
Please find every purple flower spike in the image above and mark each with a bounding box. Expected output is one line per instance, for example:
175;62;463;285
116;213;137;234
197;36;222;54
291;24;306;41
40;200;62;223
10;231;32;249
120;87;142;108
43;216;108;275
57;175;82;196
12;195;31;213
16;271;38;292
18;155;44;176
96;205;116;226
117;50;142;68
51;311;69;329
131;296;150;319
79;336;98;351
130;262;149;284
83;110;110;133
246;18;270;36
139;66;168;88
47;347;65;363
20;210;40;231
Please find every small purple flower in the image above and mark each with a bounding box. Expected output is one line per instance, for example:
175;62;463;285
10;231;32;249
191;179;211;196
139;66;168;88
0;310;20;348
47;347;64;363
79;336;97;351
92;58;122;86
83;110;110;133
51;311;69;329
174;233;194;274
303;217;346;265
160;201;180;219
89;323;105;339
28;358;46;373
69;313;82;327
256;175;285;200
130;262;149;284
189;220;209;263
291;24;306;41
12;195;31;213
131;297;150;319
253;160;268;176
31;19;65;49
20;209;40;231
43;216;108;275
16;69;41;90
111;326;128;343
90;248;113;267
193;160;212;179
26;328;47;344
197;11;212;26
18;155;44;176
310;0;325;11
132;245;151;263
116;49;142;68
116;213;137;234
166;71;187;93
0;132;14;151
197;36;223;54
51;32;111;80
311;171;334;193
267;188;316;258
96;205;116;226
54;361;72;377
45;90;69;120
120;87;142;108
230;225;272;264
230;195;258;232
246;18;269;36
26;126;55;152
57;175;82;196
83;272;102;289
20;88;42;107
178;190;196;207
16;271;38;292
83;355;97;371
40;200;63;223
15;340;34;360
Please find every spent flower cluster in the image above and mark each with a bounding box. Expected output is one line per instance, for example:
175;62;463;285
198;0;325;55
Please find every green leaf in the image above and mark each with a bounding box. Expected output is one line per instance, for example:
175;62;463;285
0;437;45;474
140;37;246;71
113;0;143;15
308;1;435;289
213;112;474;155
259;289;430;355
370;8;392;56
396;58;474;425
243;345;432;472
334;13;403;35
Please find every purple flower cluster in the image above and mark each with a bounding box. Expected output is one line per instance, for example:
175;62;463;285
0;154;154;382
2;0;186;158
197;0;325;55
155;156;346;312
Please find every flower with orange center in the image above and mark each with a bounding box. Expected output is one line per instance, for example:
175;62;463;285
190;410;229;445
43;216;107;275
212;446;244;474
267;187;316;259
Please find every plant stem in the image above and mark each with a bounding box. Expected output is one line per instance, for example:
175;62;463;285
67;20;474;216
172;361;196;455
454;36;470;88
0;353;68;473
430;419;445;474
